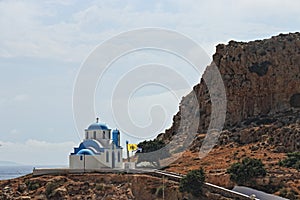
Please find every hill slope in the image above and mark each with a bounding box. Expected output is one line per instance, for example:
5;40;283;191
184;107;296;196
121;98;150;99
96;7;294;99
158;32;300;199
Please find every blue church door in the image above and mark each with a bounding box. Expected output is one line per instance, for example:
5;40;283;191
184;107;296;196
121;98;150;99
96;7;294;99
112;152;115;168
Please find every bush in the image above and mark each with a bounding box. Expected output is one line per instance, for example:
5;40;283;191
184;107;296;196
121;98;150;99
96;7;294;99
136;139;170;167
95;183;105;191
279;188;298;200
227;157;266;185
45;182;60;197
179;168;205;197
24;180;40;191
279;152;300;170
137;139;165;153
28;183;40;190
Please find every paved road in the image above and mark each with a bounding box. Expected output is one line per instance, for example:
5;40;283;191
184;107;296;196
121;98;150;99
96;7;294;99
233;186;289;200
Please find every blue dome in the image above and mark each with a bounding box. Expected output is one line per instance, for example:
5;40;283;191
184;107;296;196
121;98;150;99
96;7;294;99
79;139;105;153
87;122;108;130
76;149;95;155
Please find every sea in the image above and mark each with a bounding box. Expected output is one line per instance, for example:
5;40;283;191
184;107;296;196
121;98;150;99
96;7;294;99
0;165;67;180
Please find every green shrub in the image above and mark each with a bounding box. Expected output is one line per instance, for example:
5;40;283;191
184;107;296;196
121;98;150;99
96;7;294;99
95;183;105;191
45;182;60;197
227;157;266;185
279;152;300;170
25;180;40;191
279;188;298;200
28;183;40;190
136;139;170;167
279;188;288;197
179;168;205;197
137;139;165;153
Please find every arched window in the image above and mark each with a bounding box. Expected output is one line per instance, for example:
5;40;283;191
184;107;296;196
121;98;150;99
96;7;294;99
85;132;88;139
103;131;105;139
118;151;120;162
106;151;109;162
93;131;96;139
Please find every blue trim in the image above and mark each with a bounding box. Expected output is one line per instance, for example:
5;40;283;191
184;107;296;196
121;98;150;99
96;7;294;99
112;129;120;147
71;139;105;155
76;149;95;155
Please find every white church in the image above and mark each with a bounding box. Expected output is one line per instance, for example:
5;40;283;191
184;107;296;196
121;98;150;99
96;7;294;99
69;118;123;169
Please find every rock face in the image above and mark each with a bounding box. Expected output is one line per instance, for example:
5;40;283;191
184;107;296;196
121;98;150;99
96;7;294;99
214;33;300;127
159;32;300;145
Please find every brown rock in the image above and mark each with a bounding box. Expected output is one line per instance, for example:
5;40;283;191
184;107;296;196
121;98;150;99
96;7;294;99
52;186;68;199
17;183;27;193
159;32;300;150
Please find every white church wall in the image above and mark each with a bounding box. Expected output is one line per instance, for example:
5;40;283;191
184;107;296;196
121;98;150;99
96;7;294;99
85;129;111;140
115;149;123;168
69;155;109;169
85;155;108;168
104;149;123;168
69;155;84;169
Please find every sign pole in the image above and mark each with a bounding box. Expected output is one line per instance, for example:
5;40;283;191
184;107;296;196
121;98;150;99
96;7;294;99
126;141;130;162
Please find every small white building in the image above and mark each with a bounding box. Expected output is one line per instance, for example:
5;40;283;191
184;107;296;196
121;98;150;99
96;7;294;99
69;118;123;169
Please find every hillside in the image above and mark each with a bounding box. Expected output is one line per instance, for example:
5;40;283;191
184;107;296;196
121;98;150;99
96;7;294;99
156;32;300;199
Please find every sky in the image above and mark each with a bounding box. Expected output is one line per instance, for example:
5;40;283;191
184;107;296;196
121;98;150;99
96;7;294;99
0;0;299;165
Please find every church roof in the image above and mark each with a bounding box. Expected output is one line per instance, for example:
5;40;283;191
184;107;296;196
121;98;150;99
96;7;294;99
86;118;109;130
87;122;108;130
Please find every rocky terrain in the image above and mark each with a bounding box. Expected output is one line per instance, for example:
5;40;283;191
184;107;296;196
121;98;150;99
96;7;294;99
0;173;239;200
158;32;300;199
0;173;179;200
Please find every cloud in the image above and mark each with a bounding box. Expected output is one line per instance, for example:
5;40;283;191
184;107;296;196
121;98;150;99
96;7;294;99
1;2;298;101
1;0;299;63
13;94;30;102
0;98;6;106
0;1;87;61
0;139;76;165
10;129;18;134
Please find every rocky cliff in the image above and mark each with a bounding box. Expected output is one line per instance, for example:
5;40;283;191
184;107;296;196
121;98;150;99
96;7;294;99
158;32;300;199
159;32;300;150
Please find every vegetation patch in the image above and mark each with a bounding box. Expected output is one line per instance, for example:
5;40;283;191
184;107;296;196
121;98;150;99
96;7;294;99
279;188;299;200
136;139;170;167
24;179;40;191
179;168;205;197
95;183;105;191
45;179;66;198
279;152;300;170
227;157;266;185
